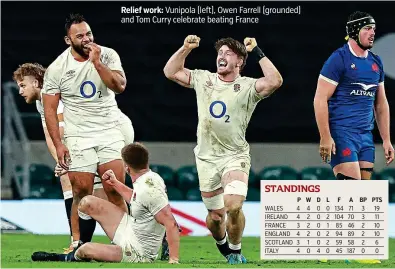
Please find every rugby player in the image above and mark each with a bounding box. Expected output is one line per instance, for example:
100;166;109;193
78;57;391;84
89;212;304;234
164;35;283;264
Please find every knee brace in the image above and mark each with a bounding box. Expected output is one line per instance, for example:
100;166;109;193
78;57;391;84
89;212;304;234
202;193;224;210
224;180;248;197
336;173;358;180
78;209;92;220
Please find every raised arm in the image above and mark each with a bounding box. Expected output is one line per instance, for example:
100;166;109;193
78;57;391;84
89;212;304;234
163;35;200;88
87;43;126;94
244;38;283;98
102;170;134;202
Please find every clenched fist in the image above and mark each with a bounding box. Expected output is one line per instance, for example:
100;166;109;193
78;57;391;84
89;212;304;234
183;35;200;50
102;169;118;187
85;43;101;65
244;37;258;52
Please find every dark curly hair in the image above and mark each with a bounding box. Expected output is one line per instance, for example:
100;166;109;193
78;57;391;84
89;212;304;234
65;13;86;35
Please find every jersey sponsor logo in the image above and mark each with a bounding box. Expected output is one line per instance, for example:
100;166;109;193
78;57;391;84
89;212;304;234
351;63;357;70
350;82;377;97
209;101;230;123
80;81;97;98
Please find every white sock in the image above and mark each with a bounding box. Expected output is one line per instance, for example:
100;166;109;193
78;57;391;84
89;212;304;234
63;190;73;200
229;242;241;250
72;240;79;249
216;235;227;245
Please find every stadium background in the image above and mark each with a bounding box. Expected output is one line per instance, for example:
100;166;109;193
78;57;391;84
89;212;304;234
1;1;395;237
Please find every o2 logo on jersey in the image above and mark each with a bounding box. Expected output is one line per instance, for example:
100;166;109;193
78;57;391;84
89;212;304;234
80;81;102;98
209;101;230;123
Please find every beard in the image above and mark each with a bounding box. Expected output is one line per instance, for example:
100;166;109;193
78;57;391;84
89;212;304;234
71;40;89;58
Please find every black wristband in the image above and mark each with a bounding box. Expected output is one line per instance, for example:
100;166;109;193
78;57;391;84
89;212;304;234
251;46;266;63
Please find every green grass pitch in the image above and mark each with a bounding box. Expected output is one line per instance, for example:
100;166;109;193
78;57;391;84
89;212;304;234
1;234;394;268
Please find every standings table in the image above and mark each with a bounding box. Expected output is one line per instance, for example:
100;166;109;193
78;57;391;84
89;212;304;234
260;180;388;260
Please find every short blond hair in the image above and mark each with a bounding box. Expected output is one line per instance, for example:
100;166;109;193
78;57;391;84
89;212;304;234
13;63;46;88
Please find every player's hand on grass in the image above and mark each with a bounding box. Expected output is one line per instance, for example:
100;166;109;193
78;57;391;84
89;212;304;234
319;136;336;163
54;163;68;177
102;169;118;186
86;43;101;65
383;140;394;165
183;35;200;50
56;144;71;170
244;37;257;52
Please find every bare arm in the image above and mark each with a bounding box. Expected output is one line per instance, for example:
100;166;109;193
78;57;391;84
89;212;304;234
111;180;134;203
43;94;62;148
163;46;193;87
313;78;337;139
163;35;200;88
374;83;390;142
93;62;126;94
154;205;180;263
255;57;283;98
43;113;64;161
88;43;126;94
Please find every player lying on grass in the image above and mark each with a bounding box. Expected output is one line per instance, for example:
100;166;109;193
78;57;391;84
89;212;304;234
31;142;180;264
13;63;108;253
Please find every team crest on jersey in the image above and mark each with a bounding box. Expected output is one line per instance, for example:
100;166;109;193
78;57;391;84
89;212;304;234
100;54;112;66
351;63;356;70
342;148;351;157
145;178;154;187
372;63;379;72
234;84;241;92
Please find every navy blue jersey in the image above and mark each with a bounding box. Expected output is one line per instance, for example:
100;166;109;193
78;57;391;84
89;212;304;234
319;43;385;131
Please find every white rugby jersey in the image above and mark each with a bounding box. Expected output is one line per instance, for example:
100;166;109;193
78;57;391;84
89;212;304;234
42;46;127;138
189;69;265;160
129;170;168;261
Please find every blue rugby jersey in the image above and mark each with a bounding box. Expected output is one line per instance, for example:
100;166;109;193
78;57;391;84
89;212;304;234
319;43;385;131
